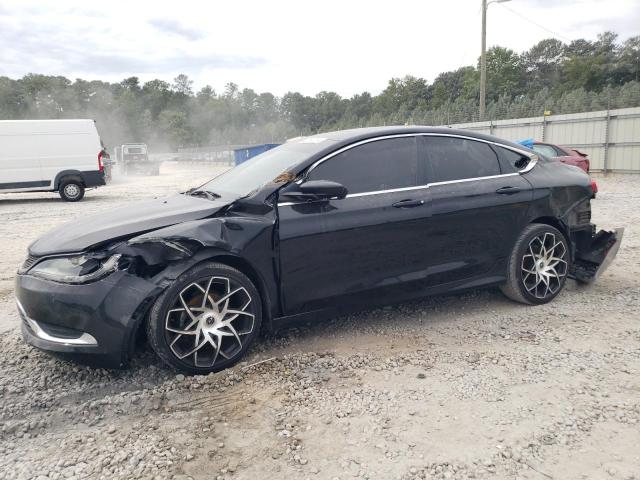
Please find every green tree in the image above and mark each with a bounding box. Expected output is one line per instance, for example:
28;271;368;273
523;38;566;92
483;47;525;102
0;30;639;150
616;35;640;83
374;75;430;116
158;110;191;148
172;74;193;96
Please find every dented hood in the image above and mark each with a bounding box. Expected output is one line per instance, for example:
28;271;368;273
29;194;231;256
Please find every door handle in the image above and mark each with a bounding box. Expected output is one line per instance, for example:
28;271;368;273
392;199;425;208
496;186;522;195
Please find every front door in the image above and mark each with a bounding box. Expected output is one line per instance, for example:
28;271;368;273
277;136;434;315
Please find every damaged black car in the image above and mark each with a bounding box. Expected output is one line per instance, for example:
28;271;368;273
15;127;623;374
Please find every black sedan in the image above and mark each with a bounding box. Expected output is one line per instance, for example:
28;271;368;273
15;127;623;374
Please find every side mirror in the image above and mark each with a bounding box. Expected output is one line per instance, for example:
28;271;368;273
300;180;348;199
281;180;348;201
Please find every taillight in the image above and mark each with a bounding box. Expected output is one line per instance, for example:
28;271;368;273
98;151;104;172
590;180;598;195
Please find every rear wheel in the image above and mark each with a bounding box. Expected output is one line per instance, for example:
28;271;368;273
146;262;262;374
501;224;570;305
59;178;85;202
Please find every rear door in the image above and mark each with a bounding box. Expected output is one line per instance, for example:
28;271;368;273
419;135;533;285
277;136;434;315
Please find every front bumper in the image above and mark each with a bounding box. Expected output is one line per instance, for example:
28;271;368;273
15;270;161;368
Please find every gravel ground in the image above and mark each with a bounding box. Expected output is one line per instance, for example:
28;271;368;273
0;164;638;480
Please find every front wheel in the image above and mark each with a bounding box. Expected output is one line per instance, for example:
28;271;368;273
146;262;262;374
501;224;570;305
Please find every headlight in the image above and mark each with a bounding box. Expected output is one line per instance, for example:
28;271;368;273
27;254;122;284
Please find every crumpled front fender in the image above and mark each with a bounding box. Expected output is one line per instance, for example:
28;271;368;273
113;214;280;323
117;215;272;263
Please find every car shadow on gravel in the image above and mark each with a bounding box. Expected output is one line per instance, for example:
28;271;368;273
252;287;512;358
2;284;514;411
122;286;507;374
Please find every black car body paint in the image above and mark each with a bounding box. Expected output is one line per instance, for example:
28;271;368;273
28;194;231;256
14;126;623;368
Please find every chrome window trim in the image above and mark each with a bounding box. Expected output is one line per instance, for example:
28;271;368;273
303;132;537;179
519;153;539;173
277;171;521;206
16;299;98;346
346;172;521;198
277;132;536;207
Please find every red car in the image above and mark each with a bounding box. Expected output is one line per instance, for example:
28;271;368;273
531;142;590;173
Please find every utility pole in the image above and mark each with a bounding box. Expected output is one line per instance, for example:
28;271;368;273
480;0;511;121
480;0;487;120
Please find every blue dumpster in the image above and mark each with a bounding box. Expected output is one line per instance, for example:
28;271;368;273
233;143;281;166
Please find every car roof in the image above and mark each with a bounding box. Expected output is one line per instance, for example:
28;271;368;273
305;126;529;152
277;126;539;178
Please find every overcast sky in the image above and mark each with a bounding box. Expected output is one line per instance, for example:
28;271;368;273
1;0;638;97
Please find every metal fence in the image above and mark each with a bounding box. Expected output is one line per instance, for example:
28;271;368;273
448;107;640;173
175;146;235;165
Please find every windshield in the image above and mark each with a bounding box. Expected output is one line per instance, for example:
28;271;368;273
198;141;333;197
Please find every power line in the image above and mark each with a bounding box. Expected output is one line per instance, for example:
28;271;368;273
497;3;574;43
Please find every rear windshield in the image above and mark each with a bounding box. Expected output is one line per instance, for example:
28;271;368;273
125;147;145;154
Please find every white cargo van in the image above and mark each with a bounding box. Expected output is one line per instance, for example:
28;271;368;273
0;119;106;201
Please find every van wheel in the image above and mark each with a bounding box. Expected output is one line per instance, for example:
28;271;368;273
59;179;85;202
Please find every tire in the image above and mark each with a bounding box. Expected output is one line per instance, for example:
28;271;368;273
500;223;571;305
58;178;85;202
146;262;262;374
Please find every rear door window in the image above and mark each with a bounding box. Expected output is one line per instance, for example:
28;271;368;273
493;145;532;172
422;136;501;183
307;137;418;194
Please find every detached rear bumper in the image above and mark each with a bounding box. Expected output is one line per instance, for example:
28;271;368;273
571;227;624;283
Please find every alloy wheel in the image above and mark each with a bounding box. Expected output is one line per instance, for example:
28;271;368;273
521;232;568;299
164;276;255;368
